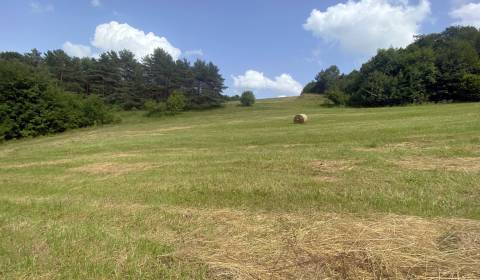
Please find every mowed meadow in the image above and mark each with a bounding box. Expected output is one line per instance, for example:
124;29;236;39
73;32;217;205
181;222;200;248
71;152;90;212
1;95;480;279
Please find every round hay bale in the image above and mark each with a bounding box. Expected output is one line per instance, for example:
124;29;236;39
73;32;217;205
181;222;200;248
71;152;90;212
293;114;308;124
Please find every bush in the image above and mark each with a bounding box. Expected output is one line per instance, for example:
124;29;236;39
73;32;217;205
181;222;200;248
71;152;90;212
326;88;349;106
0;60;116;141
240;91;255;106
81;95;118;125
145;91;186;117
460;74;480;101
166;90;186;114
186;92;225;110
144;100;167;117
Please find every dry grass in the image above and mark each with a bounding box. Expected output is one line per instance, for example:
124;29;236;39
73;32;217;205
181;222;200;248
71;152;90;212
71;200;480;279
394;157;480;172
311;160;358;173
355;141;427;152
148;207;480;279
310;160;358;183
0;152;139;170
71;162;155;176
282;144;312;148
1;159;73;168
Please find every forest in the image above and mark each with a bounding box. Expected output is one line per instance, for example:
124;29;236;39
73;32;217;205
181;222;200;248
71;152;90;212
0;48;226;140
303;26;480;106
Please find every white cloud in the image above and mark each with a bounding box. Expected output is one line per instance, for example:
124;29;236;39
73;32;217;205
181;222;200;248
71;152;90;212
303;0;431;56
91;0;101;7
450;2;480;28
30;2;54;13
184;49;204;57
232;70;303;96
62;41;93;58
91;21;181;60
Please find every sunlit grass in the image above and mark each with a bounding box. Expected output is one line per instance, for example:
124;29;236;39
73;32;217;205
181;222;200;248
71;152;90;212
1;95;480;278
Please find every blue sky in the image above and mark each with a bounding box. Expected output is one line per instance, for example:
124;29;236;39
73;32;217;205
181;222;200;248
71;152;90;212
1;0;480;98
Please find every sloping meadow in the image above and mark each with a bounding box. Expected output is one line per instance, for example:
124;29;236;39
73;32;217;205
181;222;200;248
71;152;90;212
1;96;479;278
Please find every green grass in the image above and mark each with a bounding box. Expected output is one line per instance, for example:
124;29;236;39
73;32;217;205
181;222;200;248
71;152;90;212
1;95;480;278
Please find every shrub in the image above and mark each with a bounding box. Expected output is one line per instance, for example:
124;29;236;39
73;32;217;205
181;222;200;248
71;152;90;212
326;88;349;106
240;91;255;106
81;95;118;125
166;90;186;114
460;74;480;101
145;91;186;117
0;60;116;141
144;100;167;117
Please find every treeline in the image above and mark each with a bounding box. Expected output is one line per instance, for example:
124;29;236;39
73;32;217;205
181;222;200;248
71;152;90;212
0;48;227;140
303;26;480;107
1;48;226;109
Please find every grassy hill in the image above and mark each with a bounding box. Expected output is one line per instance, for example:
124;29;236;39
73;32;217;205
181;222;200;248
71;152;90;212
1;95;480;279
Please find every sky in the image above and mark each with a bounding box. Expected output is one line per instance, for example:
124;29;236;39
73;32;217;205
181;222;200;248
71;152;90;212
1;0;480;98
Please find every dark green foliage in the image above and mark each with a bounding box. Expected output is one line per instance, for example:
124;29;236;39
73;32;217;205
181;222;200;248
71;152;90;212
301;81;317;94
188;60;226;109
145;90;186;117
143;48;176;101
306;26;480;107
345;46;438;106
142;50;226;110
0;46;226;139
0;51;24;61
325;88;348;106
240;91;255;106
460;74;480;101
314;65;341;94
1;47;226;112
0;59;115;141
117;50;144;109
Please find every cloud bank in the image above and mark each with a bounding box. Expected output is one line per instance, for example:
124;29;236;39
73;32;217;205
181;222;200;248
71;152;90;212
303;0;431;56
62;41;93;58
233;70;303;96
450;2;480;28
91;21;181;60
63;21;181;60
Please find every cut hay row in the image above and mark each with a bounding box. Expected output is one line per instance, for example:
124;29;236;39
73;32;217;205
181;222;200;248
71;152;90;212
94;202;480;279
